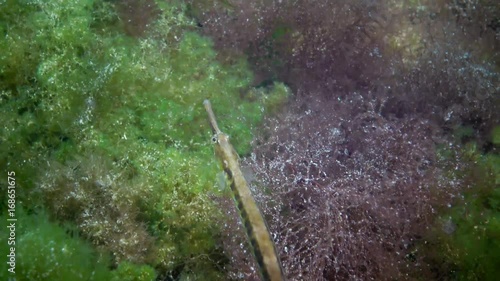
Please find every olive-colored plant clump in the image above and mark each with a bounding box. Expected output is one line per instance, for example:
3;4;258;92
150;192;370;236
0;0;289;279
38;154;156;265
0;209;156;281
420;129;500;281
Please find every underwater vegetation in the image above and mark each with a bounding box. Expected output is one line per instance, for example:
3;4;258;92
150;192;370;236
0;209;156;281
0;0;499;280
188;0;499;280
0;0;288;279
420;133;500;281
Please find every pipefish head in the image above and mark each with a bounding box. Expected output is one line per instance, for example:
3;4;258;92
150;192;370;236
212;132;239;168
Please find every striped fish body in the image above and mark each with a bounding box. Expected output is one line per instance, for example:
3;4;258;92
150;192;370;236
203;100;285;281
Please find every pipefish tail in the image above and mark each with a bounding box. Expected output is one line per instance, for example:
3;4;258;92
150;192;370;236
203;100;285;281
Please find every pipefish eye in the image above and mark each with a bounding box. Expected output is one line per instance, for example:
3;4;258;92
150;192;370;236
212;135;218;143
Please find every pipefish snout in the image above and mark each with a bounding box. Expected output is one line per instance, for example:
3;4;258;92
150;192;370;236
203;100;285;281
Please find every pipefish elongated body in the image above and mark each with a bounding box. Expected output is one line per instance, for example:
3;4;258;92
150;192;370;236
203;100;285;281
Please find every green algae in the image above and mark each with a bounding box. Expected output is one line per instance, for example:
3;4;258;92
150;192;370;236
0;0;289;279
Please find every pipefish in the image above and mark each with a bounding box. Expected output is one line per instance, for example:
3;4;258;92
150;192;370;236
203;100;285;281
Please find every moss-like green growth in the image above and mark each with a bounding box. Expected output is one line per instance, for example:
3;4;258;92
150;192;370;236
492;126;500;145
110;261;156;281
420;134;500;281
37;154;156;265
0;209;113;281
0;209;159;281
1;0;290;279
